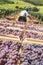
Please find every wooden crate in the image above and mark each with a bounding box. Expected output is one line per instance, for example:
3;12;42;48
0;35;20;41
23;38;43;44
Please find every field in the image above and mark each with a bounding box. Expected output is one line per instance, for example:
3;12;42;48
24;0;43;5
0;0;43;14
0;0;43;20
0;0;34;9
37;6;43;14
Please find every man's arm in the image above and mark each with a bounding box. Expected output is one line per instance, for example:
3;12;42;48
26;11;32;19
27;15;32;19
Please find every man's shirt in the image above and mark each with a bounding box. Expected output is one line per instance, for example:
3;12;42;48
20;10;29;17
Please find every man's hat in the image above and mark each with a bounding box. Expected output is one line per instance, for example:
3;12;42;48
25;7;29;11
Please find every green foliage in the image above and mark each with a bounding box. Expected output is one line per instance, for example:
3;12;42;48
0;0;14;4
29;11;43;21
32;7;39;12
15;6;19;9
24;0;43;5
0;8;21;17
41;15;43;21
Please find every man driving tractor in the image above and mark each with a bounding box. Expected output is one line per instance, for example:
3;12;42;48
18;7;32;23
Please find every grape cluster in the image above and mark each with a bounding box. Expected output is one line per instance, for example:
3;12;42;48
15;22;25;29
0;27;43;40
0;19;43;32
25;24;43;32
0;22;15;27
24;31;43;40
0;28;23;39
0;40;21;65
0;19;16;27
0;20;25;28
15;22;25;25
0;20;43;32
20;43;43;65
0;19;15;23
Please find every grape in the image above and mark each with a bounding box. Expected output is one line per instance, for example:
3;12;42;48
0;27;23;40
0;40;20;65
24;31;43;40
20;43;43;65
25;24;43;32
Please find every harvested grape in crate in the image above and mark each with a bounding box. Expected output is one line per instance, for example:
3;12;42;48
0;27;24;40
23;31;43;40
0;36;21;65
20;42;43;65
